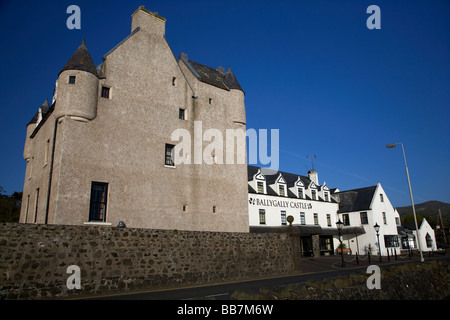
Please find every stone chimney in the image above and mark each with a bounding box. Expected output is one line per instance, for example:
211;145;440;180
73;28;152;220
131;6;166;36
308;169;319;185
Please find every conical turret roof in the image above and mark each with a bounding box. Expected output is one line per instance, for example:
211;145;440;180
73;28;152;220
223;66;243;92
59;39;98;77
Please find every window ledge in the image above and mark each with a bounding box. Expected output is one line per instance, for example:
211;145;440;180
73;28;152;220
84;222;112;226
165;165;176;169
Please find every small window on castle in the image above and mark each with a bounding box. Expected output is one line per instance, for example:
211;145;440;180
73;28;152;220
172;77;177;86
101;86;110;99
182;204;188;212
380;194;384;202
89;182;108;222
165;144;175;167
44;139;50;166
212;206;217;214
68;76;76;84
179;109;186;120
209;98;213;104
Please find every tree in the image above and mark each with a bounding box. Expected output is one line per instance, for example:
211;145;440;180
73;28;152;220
0;186;22;223
402;214;424;225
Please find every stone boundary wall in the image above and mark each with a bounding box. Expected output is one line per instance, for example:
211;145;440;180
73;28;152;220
0;223;296;299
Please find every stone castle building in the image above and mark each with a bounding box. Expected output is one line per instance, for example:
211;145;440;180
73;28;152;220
19;6;436;256
20;6;249;232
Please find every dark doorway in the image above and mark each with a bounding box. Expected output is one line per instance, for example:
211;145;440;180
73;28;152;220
319;236;334;256
301;236;313;257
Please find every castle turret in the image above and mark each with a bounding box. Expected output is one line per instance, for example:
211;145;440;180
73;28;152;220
223;66;246;126
54;39;99;121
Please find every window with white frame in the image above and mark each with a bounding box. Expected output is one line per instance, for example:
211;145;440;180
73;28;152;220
298;188;304;199
259;209;266;225
360;212;368;225
257;181;264;194
279;184;285;196
313;213;319;225
311;189;317;200
343;214;350;226
300;212;306;225
281;211;287;225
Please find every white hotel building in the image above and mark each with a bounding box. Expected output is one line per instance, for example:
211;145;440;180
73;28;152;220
247;165;433;257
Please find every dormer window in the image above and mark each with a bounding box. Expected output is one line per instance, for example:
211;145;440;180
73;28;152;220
257;181;264;194
311;189;317;200
279;185;285;196
298;188;304;199
324;192;329;202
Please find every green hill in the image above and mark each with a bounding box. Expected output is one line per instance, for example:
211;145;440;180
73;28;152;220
396;201;450;228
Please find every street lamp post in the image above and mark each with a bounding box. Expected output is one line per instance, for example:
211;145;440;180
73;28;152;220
336;219;344;267
386;143;424;262
374;223;381;262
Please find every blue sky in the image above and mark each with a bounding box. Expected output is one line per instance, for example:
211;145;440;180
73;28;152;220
0;0;449;208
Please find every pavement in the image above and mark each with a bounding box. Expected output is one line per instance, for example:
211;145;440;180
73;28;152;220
300;252;445;274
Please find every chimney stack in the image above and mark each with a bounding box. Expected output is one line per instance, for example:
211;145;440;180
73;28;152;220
308;169;319;185
131;6;166;36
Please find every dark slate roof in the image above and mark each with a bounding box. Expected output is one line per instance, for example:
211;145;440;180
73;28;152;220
335;186;377;213
223;66;243;91
30;102;56;138
27;99;51;126
247;165;334;203
59;39;98;77
247;165;312;188
179;53;244;93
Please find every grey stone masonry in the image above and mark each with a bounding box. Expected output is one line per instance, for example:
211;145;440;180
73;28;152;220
0;223;296;299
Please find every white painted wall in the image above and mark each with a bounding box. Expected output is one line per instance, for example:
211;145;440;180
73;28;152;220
414;218;437;252
248;193;339;227
338;184;401;256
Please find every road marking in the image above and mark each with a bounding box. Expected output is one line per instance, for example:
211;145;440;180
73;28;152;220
205;293;229;298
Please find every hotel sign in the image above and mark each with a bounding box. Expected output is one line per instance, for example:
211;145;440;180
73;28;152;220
248;197;313;210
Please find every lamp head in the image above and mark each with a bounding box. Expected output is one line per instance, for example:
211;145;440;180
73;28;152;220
374;222;380;233
386;144;397;149
336;219;344;231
